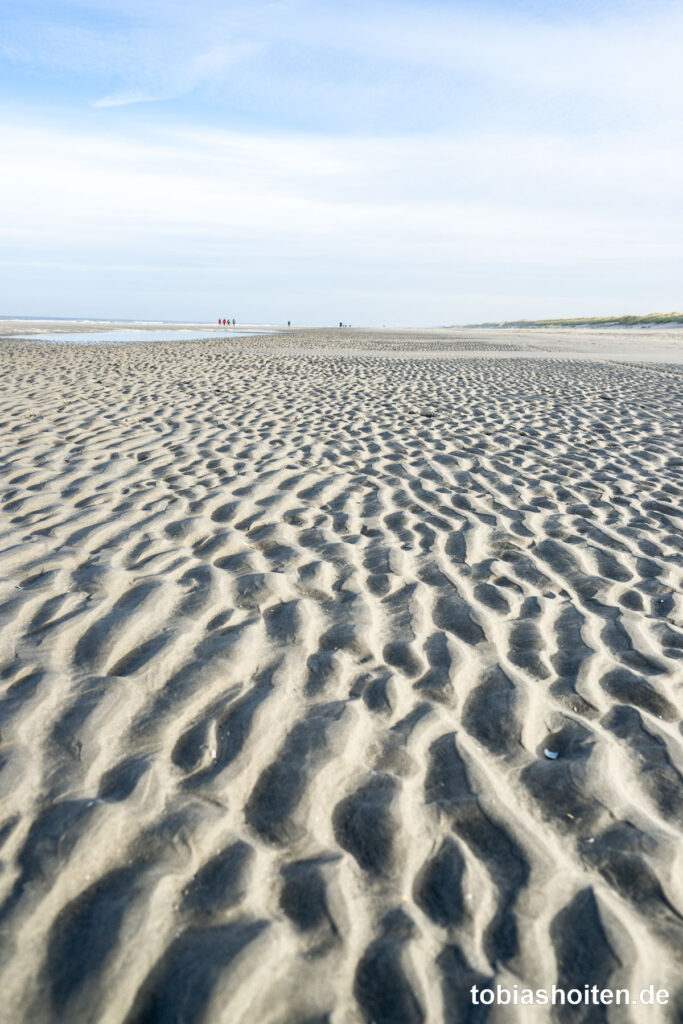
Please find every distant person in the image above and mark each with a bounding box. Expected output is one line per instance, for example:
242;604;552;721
288;321;291;327
339;322;342;328
232;319;236;325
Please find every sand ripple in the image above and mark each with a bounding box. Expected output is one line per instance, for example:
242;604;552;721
0;332;681;1022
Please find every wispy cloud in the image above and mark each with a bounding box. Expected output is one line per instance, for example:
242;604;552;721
1;0;682;320
92;42;260;107
2;116;681;321
2;1;683;130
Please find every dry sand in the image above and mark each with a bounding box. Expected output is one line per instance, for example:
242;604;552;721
0;328;681;1023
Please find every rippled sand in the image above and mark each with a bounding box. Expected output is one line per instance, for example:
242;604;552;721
0;330;681;1023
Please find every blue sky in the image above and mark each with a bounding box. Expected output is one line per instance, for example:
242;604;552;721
1;0;682;324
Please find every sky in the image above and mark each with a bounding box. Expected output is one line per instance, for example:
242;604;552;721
1;0;682;325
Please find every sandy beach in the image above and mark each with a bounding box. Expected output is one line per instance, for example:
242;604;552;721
0;327;681;1023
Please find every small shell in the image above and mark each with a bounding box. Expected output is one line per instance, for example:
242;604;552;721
543;748;559;760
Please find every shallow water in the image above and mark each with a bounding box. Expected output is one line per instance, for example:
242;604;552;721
6;328;276;345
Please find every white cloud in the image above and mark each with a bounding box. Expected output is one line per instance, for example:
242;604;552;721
1;1;682;320
3;1;683;128
1;115;681;321
92;42;260;107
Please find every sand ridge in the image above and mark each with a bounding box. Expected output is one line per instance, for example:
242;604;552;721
0;331;681;1023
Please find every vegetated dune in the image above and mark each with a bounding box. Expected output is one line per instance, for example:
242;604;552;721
465;312;683;329
0;329;681;1023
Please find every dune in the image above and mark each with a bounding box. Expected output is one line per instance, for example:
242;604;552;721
0;328;681;1023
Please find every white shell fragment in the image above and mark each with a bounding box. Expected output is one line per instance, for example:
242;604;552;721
543;748;560;760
